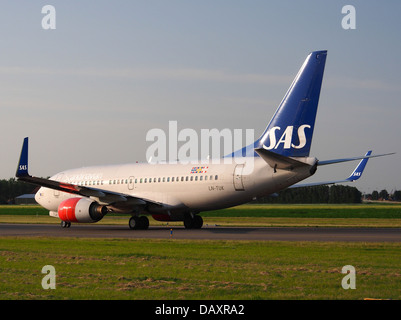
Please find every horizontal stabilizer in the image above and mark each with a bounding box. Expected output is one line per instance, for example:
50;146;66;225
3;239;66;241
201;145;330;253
290;150;388;188
318;152;395;166
255;148;310;171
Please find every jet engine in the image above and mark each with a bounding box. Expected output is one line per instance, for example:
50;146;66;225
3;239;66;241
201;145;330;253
58;198;107;223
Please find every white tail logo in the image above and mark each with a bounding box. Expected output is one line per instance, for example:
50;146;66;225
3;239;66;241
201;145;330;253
262;124;311;150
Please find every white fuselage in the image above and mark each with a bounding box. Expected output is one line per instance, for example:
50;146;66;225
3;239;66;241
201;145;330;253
35;157;315;219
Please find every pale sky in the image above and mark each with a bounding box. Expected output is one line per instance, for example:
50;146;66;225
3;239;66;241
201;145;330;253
1;1;400;194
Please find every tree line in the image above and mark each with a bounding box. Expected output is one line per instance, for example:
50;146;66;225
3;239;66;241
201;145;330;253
0;178;38;204
365;189;401;202
0;178;400;205
255;185;363;204
256;185;401;204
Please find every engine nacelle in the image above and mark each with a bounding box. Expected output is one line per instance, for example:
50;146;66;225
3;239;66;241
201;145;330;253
58;198;107;223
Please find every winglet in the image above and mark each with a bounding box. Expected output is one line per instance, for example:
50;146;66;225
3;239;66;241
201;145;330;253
346;150;371;182
16;137;30;178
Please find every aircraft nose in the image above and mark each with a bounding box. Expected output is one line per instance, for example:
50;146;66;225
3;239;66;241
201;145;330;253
35;187;45;206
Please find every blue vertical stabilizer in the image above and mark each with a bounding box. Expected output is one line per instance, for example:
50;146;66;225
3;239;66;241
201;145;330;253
226;50;327;158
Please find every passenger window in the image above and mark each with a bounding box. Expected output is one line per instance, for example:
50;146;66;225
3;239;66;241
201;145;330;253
195;176;198;181
167;177;170;182
172;177;175;182
158;178;161;183
205;176;208;181
163;177;166;182
190;176;193;181
215;175;218;180
185;176;189;181
200;176;203;181
144;178;147;183
181;177;184;182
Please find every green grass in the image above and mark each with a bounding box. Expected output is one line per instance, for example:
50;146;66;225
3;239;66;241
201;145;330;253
202;203;401;219
1;237;400;300
0;205;48;216
1;204;401;300
2;203;401;228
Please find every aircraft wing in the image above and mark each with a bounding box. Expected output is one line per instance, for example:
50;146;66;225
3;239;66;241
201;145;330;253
290;150;374;188
16;137;163;207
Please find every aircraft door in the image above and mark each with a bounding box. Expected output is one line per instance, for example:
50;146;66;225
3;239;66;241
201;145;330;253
128;176;135;190
233;164;245;191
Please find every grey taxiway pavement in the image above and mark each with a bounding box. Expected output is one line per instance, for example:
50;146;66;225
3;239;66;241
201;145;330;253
1;223;401;242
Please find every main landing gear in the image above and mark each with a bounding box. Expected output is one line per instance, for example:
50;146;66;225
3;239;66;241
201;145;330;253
129;216;149;230
184;214;203;229
128;214;203;230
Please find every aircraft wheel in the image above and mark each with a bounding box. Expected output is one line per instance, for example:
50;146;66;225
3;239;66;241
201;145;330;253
184;214;203;229
194;215;203;229
129;216;149;230
184;215;193;229
129;216;139;230
139;216;149;230
61;221;71;228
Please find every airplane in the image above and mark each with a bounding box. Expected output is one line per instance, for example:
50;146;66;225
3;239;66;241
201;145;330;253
15;50;394;230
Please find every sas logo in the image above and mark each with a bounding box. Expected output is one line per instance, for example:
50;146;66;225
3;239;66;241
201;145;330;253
262;125;311;150
191;166;208;174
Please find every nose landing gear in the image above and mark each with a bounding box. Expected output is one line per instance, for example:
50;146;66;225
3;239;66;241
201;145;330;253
61;221;71;228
